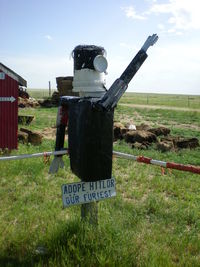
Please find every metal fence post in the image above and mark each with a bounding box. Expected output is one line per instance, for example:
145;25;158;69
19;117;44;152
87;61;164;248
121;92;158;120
49;81;51;97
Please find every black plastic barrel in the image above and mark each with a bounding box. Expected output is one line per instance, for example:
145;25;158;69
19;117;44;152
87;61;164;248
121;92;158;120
61;96;114;182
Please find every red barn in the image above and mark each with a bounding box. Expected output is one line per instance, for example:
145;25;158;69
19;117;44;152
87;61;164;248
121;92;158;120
0;63;27;150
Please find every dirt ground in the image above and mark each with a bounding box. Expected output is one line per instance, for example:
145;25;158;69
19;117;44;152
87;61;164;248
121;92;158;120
119;103;200;131
39;127;68;140
40;127;57;140
39;103;200;140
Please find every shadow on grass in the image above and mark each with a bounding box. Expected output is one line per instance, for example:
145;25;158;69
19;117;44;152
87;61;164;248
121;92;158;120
0;218;106;267
0;246;50;267
0;197;151;266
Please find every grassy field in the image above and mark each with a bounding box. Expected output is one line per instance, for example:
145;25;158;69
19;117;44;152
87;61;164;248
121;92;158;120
28;89;200;109
0;94;200;266
28;89;56;99
119;92;200;109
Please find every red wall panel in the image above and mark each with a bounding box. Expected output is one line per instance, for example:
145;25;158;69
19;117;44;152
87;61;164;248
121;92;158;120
0;71;18;149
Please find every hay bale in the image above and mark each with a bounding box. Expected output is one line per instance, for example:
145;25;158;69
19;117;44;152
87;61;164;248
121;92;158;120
18;130;28;144
113;122;127;141
157;141;174;152
28;132;43;146
56;76;76;96
148;127;170;136
132;141;151;149
124;130;157;144
161;136;199;150
20;128;43;145
136;124;150;131
175;138;199;149
18;97;39;108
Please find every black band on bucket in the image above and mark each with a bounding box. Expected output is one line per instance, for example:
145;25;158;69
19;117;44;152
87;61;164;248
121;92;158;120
73;45;106;71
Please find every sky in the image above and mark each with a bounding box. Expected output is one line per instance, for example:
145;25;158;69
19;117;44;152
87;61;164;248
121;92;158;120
1;0;200;95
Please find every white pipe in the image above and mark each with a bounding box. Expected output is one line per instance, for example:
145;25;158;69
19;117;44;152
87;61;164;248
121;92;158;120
0;150;68;161
113;151;137;161
1;149;199;175
0;150;137;162
150;159;167;167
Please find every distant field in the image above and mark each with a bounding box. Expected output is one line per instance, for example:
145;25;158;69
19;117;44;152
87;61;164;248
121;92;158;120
120;92;200;109
28;89;56;99
28;89;200;109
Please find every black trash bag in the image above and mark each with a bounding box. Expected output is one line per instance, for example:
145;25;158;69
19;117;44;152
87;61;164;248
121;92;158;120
61;97;114;182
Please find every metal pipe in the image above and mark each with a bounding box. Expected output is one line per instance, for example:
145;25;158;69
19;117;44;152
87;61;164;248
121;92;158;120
0;150;68;161
1;149;200;175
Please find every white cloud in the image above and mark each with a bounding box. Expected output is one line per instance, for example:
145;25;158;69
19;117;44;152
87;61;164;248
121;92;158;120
107;42;200;95
119;42;137;51
121;6;146;20
150;0;200;32
157;23;165;30
44;35;53;41
123;1;200;35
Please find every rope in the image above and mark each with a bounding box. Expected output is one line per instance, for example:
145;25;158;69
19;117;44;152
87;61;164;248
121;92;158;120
43;152;51;164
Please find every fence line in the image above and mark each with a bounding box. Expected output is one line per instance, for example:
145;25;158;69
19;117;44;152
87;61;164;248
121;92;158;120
27;90;200;108
120;93;200;109
1;150;200;175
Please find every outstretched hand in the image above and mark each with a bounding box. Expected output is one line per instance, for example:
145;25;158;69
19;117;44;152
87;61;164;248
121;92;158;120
141;34;159;52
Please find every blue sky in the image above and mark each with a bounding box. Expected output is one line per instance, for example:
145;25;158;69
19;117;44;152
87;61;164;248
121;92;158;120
1;0;200;95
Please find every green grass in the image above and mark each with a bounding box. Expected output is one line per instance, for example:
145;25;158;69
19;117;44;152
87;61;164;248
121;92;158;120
120;92;200;109
1;96;200;266
18;107;57;131
28;89;200;109
28;89;56;99
115;105;200;137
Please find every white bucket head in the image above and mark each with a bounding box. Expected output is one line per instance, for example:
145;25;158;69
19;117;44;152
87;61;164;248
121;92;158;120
72;45;108;97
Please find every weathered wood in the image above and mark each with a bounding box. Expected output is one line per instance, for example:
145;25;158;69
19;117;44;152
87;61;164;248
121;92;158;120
49;81;51;97
81;202;98;225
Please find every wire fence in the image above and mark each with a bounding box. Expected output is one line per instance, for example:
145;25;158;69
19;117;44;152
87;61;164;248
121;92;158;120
120;93;200;109
28;89;200;109
28;89;56;99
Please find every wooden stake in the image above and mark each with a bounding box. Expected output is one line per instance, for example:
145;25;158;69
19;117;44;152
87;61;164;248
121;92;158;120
49;81;51;97
81;202;98;225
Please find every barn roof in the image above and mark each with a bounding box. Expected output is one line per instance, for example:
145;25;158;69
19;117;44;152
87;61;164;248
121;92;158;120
0;62;27;87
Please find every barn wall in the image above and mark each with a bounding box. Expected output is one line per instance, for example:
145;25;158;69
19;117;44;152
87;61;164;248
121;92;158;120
0;71;18;149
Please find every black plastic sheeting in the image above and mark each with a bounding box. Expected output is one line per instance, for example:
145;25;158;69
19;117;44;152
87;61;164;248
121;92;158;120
73;45;106;71
120;50;147;84
97;50;148;111
61;96;114;182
